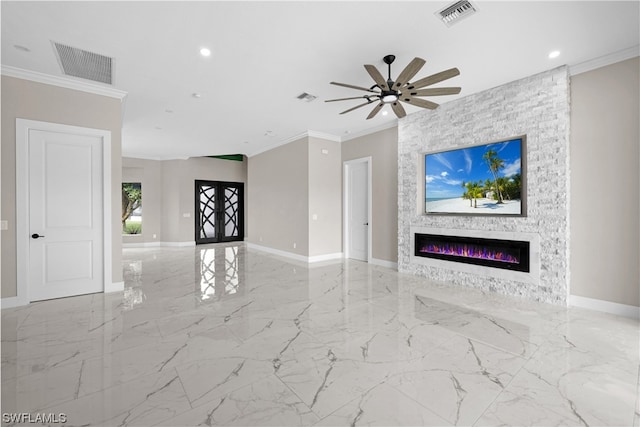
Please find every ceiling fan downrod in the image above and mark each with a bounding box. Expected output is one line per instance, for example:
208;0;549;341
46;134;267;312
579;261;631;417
382;54;399;102
383;54;396;89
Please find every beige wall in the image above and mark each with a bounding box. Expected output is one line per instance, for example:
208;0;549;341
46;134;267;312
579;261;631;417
1;75;123;298
247;138;310;256
122;156;247;244
308;137;342;256
342;126;398;263
160;156;247;243
247;129;397;262
570;57;640;307
122;158;162;244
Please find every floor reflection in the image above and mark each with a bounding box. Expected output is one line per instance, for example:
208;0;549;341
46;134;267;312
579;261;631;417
123;260;146;310
197;243;244;302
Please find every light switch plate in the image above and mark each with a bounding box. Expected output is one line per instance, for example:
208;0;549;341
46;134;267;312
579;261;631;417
0;220;7;230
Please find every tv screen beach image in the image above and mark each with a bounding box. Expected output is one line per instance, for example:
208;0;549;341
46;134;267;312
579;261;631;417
425;138;523;215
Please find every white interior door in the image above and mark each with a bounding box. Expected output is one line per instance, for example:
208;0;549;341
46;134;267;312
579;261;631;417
347;160;369;261
28;129;104;301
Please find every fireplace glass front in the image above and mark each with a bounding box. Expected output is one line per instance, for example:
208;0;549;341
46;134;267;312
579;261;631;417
414;233;530;273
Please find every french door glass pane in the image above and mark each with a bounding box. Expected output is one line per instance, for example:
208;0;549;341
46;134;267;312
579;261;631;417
199;185;216;239
224;187;239;237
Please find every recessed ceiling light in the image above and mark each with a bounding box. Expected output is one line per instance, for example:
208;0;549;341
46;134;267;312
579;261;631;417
192;93;202;98
14;44;31;52
548;50;561;59
382;110;389;116
200;47;211;57
165;109;174;113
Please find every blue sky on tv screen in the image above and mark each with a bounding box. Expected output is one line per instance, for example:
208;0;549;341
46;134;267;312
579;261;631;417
425;139;522;200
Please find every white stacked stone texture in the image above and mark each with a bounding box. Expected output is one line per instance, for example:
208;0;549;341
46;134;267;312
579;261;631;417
398;66;570;305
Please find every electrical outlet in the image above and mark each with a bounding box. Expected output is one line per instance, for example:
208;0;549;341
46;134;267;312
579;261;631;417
183;213;191;218
153;234;157;239
0;220;7;231
293;243;297;249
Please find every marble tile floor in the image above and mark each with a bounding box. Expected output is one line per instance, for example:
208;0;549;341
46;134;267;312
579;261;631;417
1;242;639;426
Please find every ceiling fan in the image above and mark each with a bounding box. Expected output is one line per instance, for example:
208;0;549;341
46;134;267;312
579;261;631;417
326;55;461;119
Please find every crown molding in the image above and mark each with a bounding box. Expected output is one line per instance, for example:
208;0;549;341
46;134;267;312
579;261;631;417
307;130;341;142
246;122;402;157
1;65;128;100
247;130;341;157
569;45;639;76
341;120;398;142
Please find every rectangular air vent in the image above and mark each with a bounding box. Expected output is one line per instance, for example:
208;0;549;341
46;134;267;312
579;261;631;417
436;0;478;27
296;92;317;102
52;41;113;84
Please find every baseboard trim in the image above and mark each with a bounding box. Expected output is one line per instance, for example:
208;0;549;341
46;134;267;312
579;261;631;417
123;241;195;248
123;241;161;248
105;281;124;293
309;252;344;263
247;243;343;263
370;258;398;270
569;295;640;320
1;295;29;309
160;241;196;247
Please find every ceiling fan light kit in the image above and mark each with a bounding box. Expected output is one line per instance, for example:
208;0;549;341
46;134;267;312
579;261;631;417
326;54;461;120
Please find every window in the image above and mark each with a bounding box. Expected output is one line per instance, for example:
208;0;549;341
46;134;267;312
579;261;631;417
122;182;142;234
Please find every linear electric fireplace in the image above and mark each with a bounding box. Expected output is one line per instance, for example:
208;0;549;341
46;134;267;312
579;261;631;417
415;233;530;273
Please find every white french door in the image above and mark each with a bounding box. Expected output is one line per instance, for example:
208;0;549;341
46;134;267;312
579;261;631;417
16;120;110;303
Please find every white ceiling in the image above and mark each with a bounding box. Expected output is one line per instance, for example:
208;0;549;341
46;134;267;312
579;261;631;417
2;1;639;160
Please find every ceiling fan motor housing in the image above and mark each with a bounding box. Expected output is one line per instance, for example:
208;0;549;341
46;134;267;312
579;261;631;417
381;90;400;103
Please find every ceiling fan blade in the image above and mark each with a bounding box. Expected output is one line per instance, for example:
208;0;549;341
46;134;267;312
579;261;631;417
391;101;406;119
325;96;372;102
401;96;439;110
405;68;460;90
364;64;389;90
403;87;461;97
392;57;426;90
340;101;374;115
366;102;385;120
330;81;377;93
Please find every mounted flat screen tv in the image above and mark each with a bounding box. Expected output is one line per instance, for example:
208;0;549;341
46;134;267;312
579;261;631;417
424;136;526;216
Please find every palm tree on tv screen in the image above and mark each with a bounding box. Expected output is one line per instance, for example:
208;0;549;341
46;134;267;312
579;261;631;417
482;149;505;204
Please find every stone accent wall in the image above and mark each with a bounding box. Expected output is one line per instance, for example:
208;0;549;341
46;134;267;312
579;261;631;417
398;66;570;305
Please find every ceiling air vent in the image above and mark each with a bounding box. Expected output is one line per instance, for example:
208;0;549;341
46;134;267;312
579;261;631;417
296;92;317;102
436;0;478;27
52;41;114;84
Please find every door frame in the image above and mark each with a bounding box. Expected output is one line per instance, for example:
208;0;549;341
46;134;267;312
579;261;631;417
343;157;372;262
15;119;112;305
194;180;245;244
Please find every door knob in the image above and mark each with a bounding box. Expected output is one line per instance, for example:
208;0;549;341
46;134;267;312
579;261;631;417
31;233;45;239
364;222;369;226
